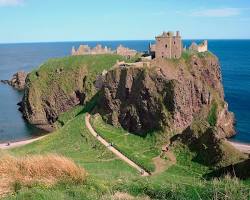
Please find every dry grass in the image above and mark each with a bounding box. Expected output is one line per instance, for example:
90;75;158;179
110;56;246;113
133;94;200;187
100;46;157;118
101;192;151;200
0;154;87;196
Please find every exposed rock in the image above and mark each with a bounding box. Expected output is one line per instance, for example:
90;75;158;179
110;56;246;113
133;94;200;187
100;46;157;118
216;103;235;138
98;53;235;138
21;74;88;132
170;121;246;167
0;80;9;84
20;55;120;132
1;71;27;90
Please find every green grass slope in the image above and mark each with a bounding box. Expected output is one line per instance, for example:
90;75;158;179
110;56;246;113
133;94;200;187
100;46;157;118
2;106;250;200
1;54;250;199
91;114;160;172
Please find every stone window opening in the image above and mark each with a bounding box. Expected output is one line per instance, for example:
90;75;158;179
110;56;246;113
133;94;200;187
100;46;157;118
165;44;168;48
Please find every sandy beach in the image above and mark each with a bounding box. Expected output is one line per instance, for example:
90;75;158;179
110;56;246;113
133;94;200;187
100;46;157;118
228;141;250;154
0;135;47;150
1;133;249;154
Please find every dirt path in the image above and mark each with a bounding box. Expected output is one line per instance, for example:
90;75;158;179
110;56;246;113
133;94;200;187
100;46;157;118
152;151;176;175
85;113;150;176
229;141;250;154
0;135;47;150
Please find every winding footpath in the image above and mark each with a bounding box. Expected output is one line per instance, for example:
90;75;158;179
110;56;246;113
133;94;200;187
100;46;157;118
85;113;150;176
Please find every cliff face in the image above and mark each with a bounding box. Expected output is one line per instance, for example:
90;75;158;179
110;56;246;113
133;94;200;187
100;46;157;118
99;53;235;138
20;55;121;131
21;70;87;131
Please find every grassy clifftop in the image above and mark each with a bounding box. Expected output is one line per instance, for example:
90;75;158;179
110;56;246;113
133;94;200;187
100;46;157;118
21;54;124;131
28;54;122;93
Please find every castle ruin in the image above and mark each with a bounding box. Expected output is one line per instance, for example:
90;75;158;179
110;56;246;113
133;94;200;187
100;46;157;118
71;32;208;60
71;44;113;56
189;40;208;53
116;45;137;58
150;31;183;59
71;44;138;58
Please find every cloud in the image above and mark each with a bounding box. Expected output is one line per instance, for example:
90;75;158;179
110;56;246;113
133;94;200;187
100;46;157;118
0;0;23;7
191;8;241;17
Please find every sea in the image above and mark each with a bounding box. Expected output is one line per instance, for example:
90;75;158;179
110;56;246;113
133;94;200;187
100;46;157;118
0;40;249;143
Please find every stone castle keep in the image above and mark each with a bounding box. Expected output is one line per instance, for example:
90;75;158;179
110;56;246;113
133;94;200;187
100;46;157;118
71;31;208;60
150;31;183;59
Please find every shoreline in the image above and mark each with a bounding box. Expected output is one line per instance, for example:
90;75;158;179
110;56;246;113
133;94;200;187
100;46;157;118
228;140;250;154
0;132;250;154
0;135;47;150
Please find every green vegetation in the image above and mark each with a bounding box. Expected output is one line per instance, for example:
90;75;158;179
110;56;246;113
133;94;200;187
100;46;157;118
1;55;250;199
181;50;193;61
182;49;214;59
25;54;124;107
91;115;160;172
1;106;249;199
208;101;218;126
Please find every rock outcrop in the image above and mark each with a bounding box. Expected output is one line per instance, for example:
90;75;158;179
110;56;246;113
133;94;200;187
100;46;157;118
170;120;245;167
98;53;235;138
20;55;120;131
1;71;27;90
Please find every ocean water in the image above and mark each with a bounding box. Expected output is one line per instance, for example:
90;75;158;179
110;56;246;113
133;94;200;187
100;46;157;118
0;40;249;143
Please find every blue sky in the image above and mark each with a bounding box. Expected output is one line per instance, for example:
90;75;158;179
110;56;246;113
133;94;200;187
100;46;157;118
0;0;250;43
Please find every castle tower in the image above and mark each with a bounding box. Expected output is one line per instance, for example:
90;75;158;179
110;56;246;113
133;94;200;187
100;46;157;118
155;31;183;59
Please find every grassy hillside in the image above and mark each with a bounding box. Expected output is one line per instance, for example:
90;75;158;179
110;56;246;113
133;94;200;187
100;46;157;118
91;114;160;172
1;105;248;199
1;54;249;199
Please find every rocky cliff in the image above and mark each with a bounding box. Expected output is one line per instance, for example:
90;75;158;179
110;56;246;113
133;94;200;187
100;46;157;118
20;55;122;131
98;52;235;139
1;71;27;90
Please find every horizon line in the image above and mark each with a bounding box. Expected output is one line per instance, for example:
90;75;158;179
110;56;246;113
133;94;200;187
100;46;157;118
1;38;250;45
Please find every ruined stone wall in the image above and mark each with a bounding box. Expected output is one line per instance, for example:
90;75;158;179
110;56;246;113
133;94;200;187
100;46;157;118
189;40;208;53
116;45;137;58
71;44;113;56
197;40;208;53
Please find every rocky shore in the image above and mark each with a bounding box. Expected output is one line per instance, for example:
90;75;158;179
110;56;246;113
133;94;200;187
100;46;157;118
1;71;27;90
